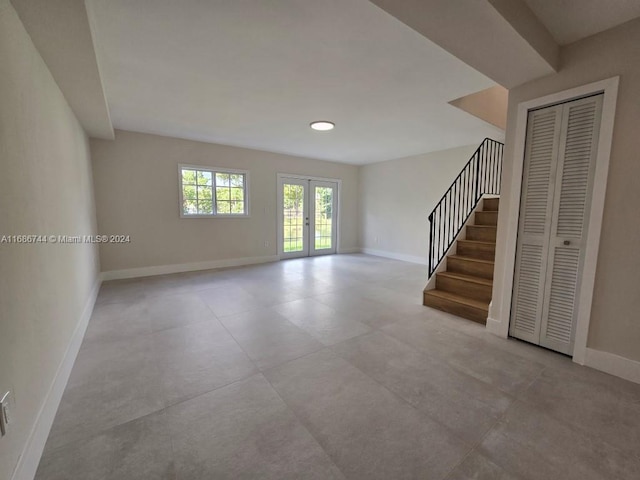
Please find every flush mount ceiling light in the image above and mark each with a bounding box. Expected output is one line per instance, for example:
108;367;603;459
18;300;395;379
310;121;335;131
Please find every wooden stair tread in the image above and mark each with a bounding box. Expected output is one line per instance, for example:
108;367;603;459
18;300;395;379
457;239;495;246
423;195;499;324
424;289;489;311
435;271;493;287
448;254;494;265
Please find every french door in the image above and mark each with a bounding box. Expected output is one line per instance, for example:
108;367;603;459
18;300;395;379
278;176;338;258
510;94;603;355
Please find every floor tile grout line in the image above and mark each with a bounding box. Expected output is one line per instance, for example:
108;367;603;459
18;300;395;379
80;303;221;353
330;326;521;419
511;366;640;463
259;365;350;480
45;403;167;455
211;302;328;374
50;368;276;455
207;305;263;372
439;395;531;480
441;447;476;480
63;255;640;479
55;310;257;455
377;322;531;400
325;340;476;453
474;392;640;480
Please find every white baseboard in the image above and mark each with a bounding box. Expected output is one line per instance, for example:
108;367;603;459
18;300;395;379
361;248;427;265
11;275;102;480
583;348;640;384
101;255;281;281
337;247;361;254
485;316;508;337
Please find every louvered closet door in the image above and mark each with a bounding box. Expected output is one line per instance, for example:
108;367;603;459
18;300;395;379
509;105;563;343
510;95;603;354
539;95;602;354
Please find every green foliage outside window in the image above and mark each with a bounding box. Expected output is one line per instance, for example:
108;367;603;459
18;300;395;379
181;168;246;216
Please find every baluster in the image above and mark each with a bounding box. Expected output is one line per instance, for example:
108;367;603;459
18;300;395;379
427;139;504;277
453;181;458;237
492;141;496;193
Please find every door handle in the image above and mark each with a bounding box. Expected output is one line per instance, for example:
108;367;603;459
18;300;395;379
563;240;571;245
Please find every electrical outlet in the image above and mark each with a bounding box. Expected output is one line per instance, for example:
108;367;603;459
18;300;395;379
264;241;269;248
0;391;11;436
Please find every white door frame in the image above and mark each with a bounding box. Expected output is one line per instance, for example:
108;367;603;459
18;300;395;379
278;176;310;259
276;173;342;259
488;76;619;365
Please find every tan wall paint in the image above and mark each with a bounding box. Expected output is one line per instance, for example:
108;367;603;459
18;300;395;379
359;145;477;262
0;2;100;477
91;130;360;273
494;18;640;362
449;85;508;130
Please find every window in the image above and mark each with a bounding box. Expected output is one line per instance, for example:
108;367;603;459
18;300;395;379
179;165;249;217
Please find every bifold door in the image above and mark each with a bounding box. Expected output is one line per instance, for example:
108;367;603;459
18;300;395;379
510;94;603;355
278;177;337;259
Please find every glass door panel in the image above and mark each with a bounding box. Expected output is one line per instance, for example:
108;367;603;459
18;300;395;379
280;178;309;258
310;181;337;255
278;176;337;258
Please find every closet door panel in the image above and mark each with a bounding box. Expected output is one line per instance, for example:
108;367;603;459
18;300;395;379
539;95;603;353
510;105;562;343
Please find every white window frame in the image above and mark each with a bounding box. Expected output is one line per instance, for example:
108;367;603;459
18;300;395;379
178;164;250;218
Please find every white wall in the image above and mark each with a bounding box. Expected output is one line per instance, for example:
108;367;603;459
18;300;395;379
359;145;477;263
0;1;100;478
91;130;360;274
492;17;640;363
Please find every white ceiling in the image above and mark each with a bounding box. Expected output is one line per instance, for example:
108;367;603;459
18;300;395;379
87;0;502;165
523;0;640;45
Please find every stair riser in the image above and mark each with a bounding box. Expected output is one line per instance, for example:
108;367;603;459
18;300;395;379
436;275;493;303
466;226;497;242
423;293;488;324
483;198;500;211
457;242;496;261
475;211;498;226
447;257;494;279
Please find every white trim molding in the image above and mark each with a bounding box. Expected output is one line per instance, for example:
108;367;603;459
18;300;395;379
337;247;361;255
101;255;280;281
584;348;640;385
489;77;619;368
361;248;427;265
11;276;102;480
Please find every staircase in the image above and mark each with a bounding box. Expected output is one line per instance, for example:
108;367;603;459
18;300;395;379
423;137;503;324
423;198;498;324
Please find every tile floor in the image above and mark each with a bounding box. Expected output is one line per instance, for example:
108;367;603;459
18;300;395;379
35;254;640;480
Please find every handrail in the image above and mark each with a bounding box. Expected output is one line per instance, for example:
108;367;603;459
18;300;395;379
428;138;504;277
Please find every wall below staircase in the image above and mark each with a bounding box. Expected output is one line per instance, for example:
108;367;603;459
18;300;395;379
359;145;477;263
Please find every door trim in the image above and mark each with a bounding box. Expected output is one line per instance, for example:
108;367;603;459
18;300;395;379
276;173;342;259
488;76;619;365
